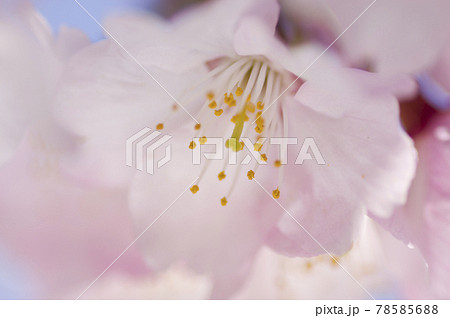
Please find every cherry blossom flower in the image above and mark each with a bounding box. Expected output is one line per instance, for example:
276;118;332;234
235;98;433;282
0;1;88;166
64;265;212;299
58;219;432;299
377;112;450;298
287;0;450;76
0;2;149;298
0;130;150;298
55;0;417;297
236;219;432;300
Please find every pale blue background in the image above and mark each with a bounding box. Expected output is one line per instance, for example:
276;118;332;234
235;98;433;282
32;0;157;40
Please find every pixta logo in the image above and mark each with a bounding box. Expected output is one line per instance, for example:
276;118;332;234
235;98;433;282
126;128;172;175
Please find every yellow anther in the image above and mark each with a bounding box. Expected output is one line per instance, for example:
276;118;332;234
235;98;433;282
274;160;281;167
208;100;217;109
246;102;256;113
206;91;214;100
156;123;164;130
214;109;223;116
272;187;280;199
330;256;340;266
218;171;226;181
225;93;236;107
243;114;249;122
261;153;268;162
194;123;201;130
172;104;179;111
254;143;263;151
199;136;207;144
189;141;197;149
224;92;233;102
221;197;228;206
256;101;264;110
247;170;255;180
231;115;238;123
255;113;265;132
236;87;243;96
239;141;245;151
190;185;199;194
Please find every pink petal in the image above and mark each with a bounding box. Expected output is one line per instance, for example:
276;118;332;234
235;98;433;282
0;128;148;298
239;220;431;299
320;0;450;75
0;3;88;166
379;114;450;298
267;68;416;257
63;266;212;299
54;40;206;187
104;0;281;72
128;125;282;298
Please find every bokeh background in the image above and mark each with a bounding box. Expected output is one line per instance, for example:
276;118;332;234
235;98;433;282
1;0;448;300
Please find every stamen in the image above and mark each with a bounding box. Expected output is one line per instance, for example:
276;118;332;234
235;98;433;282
218;171;226;181
255;125;264;134
246;102;256;113
257;101;264;110
182;56;288;205
330;256;340;266
221;197;228;206
208;100;217;109
156;123;164;130
272;187;280;199
224;93;236;107
190;185;199;194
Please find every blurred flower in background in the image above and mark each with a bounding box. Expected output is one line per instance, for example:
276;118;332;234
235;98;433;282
0;0;449;300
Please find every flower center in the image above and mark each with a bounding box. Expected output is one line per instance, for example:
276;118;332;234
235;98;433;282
161;56;292;205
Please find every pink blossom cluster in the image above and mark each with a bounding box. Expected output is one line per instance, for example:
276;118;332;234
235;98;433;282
0;0;449;299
